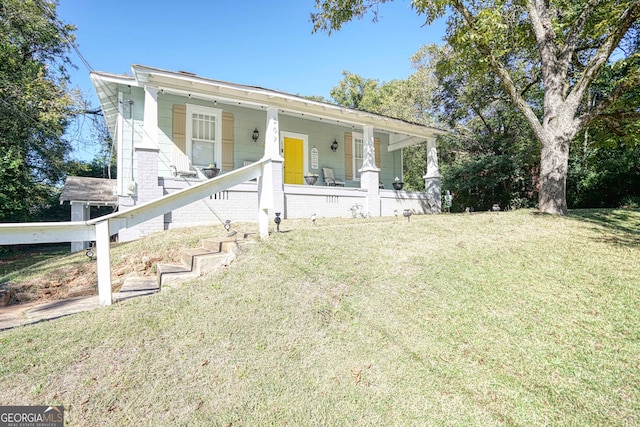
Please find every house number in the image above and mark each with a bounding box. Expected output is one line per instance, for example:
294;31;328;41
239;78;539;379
311;147;319;170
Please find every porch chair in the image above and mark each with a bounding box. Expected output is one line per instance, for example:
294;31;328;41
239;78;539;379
322;167;345;187
170;151;198;177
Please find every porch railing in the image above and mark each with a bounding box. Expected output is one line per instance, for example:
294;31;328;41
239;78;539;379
0;158;274;306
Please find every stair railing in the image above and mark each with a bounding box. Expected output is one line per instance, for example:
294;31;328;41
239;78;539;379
0;158;274;306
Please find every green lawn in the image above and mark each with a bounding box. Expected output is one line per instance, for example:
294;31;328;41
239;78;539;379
1;209;638;426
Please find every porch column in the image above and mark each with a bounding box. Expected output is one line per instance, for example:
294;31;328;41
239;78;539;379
259;107;284;237
423;138;442;214
70;202;90;252
360;125;380;217
96;219;112;306
141;86;158;149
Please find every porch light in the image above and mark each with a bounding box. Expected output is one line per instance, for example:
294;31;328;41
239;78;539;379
330;139;338;152
252;128;260;143
86;243;95;260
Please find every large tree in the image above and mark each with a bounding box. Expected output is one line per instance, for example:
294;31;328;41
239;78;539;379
312;0;640;215
0;0;76;222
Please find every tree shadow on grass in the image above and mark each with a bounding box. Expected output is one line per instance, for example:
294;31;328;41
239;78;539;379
565;208;640;248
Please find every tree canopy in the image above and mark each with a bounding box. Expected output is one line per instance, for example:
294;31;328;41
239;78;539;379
0;0;77;222
312;0;640;215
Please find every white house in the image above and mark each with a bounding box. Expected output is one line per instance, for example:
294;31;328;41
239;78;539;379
88;64;446;242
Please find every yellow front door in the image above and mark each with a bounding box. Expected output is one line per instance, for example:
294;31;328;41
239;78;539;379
283;137;304;184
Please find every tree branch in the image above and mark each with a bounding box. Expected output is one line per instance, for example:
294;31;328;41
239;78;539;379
525;0;559;80
576;70;640;128
567;2;640;117
559;0;603;70
69;108;102;117
520;75;541;98
450;0;546;140
470;104;493;135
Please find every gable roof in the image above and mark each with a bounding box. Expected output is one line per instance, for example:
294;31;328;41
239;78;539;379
91;64;447;151
59;177;118;205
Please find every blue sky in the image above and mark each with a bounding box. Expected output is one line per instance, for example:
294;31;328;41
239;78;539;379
57;0;446;159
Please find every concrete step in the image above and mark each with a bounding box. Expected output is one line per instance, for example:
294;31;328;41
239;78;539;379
157;263;198;287
199;232;255;251
198;238;224;252
200;238;232;252
180;247;217;269
117;277;160;300
193;251;236;274
150;232;256;290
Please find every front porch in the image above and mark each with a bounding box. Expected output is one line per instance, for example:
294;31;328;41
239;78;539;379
112;121;443;241
158;177;439;227
121;161;439;242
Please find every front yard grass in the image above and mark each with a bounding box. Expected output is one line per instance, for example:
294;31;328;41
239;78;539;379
0;209;638;426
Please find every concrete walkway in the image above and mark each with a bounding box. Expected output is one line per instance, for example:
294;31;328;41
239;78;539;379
0;296;102;330
0;284;158;331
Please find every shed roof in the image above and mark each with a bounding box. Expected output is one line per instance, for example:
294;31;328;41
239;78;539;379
59;176;118;205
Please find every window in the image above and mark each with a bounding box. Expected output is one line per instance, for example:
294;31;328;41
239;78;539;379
353;132;364;180
186;104;222;167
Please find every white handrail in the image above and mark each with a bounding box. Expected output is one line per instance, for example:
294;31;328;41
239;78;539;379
0;221;96;246
90;159;267;235
0;158;271;306
0;160;267;244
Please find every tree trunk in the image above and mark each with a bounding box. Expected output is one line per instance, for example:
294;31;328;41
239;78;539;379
538;130;571;215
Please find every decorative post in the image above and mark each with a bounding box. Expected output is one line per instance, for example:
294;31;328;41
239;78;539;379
259;107;284;238
258;159;272;238
359;125;380;217
423;137;442;213
95;219;112;306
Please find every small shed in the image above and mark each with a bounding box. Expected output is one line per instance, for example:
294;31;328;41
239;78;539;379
60;176;118;252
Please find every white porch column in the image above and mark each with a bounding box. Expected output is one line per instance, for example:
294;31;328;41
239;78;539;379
258;159;273;238
359;125;381;217
263;107;283;161
141;86;158;149
70;202;90;253
423;138;442;214
259;107;284;237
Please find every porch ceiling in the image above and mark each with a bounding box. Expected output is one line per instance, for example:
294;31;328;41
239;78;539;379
91;72;136;138
387;135;433;152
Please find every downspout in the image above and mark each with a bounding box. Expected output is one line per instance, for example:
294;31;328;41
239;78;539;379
108;119;116;180
128;100;134;182
400;147;404;183
116;91;124;195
